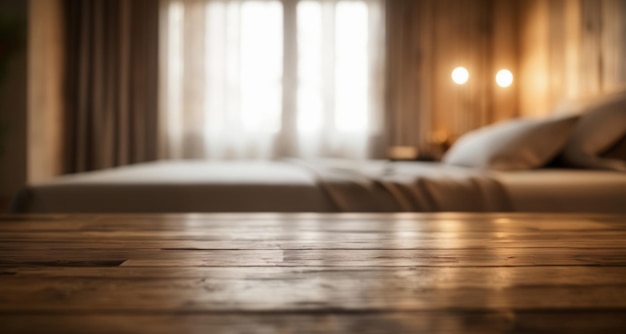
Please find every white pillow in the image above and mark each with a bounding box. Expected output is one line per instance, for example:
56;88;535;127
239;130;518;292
443;115;578;171
561;92;626;171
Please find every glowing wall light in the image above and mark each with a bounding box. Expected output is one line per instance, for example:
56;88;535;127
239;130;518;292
496;69;513;87
451;67;469;85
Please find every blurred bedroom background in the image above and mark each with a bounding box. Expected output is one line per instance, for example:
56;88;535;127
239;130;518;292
0;0;625;210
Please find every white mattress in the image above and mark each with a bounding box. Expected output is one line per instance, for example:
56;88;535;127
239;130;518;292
494;169;626;214
13;161;335;213
12;160;626;213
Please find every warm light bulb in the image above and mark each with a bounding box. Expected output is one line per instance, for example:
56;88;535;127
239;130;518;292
451;67;469;85
496;69;513;87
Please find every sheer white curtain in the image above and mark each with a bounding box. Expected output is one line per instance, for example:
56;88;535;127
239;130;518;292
159;0;385;160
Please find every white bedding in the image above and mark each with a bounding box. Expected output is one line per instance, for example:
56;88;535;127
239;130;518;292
11;159;626;213
494;169;626;213
293;159;511;212
12;161;335;213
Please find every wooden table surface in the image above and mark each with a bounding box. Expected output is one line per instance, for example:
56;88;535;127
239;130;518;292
1;213;626;333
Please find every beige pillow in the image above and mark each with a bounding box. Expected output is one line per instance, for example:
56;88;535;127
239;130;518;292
561;92;626;171
443;115;578;171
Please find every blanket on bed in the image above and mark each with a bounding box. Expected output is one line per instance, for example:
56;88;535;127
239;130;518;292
293;159;511;212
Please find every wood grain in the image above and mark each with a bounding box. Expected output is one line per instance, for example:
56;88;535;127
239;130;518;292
3;311;626;334
1;213;626;333
386;0;519;150
518;0;626;116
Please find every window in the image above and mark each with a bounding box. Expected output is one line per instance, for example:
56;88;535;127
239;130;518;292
161;0;385;159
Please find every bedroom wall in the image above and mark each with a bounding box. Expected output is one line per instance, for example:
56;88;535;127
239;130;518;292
0;0;64;211
386;0;519;152
28;0;65;183
518;0;626;116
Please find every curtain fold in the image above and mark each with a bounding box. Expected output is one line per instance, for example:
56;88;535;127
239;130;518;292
159;0;385;160
64;0;159;173
385;0;426;150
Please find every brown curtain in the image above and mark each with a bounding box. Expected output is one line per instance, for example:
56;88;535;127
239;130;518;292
385;0;428;151
63;0;159;173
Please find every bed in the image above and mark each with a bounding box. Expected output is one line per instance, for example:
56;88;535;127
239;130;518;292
12;91;626;214
11;159;626;213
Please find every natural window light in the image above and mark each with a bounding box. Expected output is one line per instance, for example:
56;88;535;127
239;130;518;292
205;1;283;133
161;0;384;159
334;1;369;132
297;1;369;134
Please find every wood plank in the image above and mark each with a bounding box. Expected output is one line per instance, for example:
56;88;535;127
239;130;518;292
0;249;625;267
4;238;626;250
4;266;626;285
121;249;626;267
2;212;624;223
0;280;624;312
1;214;624;232
3;228;626;240
1;270;626;312
2;311;626;334
1;213;626;333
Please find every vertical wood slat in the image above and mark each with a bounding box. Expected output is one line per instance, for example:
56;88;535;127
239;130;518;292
517;0;626;117
518;0;550;117
417;0;435;147
386;0;420;147
563;0;581;99
433;0;457;140
491;0;518;120
579;0;603;96
548;0;566;105
619;0;626;85
476;0;493;129
406;0;421;146
602;0;626;92
430;0;496;142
